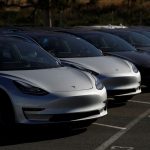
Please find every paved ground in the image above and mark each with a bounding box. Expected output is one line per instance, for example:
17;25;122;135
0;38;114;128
0;91;150;150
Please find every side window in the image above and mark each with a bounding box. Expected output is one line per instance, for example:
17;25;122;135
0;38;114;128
15;44;37;61
0;44;15;62
37;37;58;56
54;38;71;57
2;49;12;59
83;35;107;49
42;37;56;51
119;34;131;44
38;36;71;57
83;35;99;48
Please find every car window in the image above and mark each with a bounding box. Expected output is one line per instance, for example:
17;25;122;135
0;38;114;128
111;32;131;43
142;31;150;39
136;31;150;39
80;33;137;52
114;32;150;47
32;34;102;58
0;38;60;71
130;32;150;47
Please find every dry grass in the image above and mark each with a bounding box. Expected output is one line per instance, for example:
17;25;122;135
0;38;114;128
143;1;150;9
97;0;123;7
77;0;90;4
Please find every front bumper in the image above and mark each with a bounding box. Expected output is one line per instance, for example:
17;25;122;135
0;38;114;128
11;88;107;125
100;73;141;97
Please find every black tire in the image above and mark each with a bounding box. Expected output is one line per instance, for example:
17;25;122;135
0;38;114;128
0;91;15;129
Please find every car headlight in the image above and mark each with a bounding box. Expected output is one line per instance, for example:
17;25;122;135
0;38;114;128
14;80;49;96
92;75;104;90
131;63;138;73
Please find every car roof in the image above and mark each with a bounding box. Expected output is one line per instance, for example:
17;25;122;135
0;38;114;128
17;28;84;39
95;28;143;37
0;35;31;43
55;28;113;37
97;28;150;40
0;27;82;40
126;28;150;35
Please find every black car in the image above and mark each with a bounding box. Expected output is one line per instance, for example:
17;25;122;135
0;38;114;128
128;27;150;39
98;29;150;52
57;28;150;87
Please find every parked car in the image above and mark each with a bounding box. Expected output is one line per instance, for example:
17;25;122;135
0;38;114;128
13;29;141;102
61;29;150;87
128;28;150;39
98;29;150;52
0;35;108;128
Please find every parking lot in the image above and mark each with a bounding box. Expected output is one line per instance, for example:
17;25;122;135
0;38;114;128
0;89;149;150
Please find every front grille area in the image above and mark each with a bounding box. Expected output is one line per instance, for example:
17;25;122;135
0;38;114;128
103;76;138;88
49;110;100;122
108;88;137;96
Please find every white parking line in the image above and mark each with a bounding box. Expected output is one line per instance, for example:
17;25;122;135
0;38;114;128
95;109;150;150
93;123;126;130
129;100;150;105
111;146;134;150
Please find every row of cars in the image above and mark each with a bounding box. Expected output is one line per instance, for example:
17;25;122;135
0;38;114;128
0;26;149;129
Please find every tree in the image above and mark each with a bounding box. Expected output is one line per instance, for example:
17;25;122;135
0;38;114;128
30;0;70;27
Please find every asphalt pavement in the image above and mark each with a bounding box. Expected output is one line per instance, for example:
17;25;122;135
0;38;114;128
0;90;150;150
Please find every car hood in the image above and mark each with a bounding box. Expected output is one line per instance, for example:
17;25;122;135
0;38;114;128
0;67;93;92
105;51;150;67
61;56;131;76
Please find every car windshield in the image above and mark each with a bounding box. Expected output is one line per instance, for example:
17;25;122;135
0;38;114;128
0;37;60;71
32;34;102;58
80;33;137;52
138;31;150;39
116;32;150;47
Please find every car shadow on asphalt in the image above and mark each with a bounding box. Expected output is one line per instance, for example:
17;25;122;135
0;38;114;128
107;100;127;109
0;125;86;146
141;87;150;93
